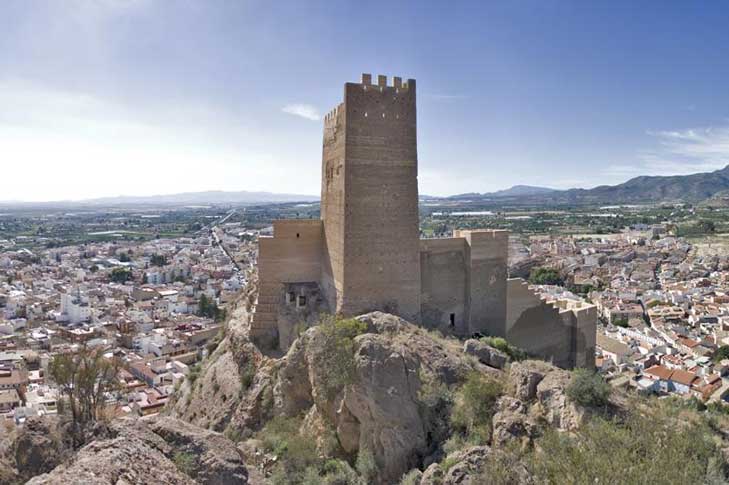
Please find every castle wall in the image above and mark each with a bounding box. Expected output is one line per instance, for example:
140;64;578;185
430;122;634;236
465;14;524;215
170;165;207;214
420;238;468;334
252;220;323;347
457;230;508;336
258;220;323;283
321;104;347;312
506;278;596;368
336;75;421;321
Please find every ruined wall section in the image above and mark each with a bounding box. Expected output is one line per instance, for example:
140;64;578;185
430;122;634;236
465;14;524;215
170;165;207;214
420;238;468;334
339;74;421;321
321;103;347;312
506;278;596;368
457;230;508;336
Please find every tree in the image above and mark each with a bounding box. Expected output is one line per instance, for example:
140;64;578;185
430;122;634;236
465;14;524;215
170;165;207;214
110;267;132;283
198;293;226;322
150;254;167;267
119;252;131;263
48;347;121;444
528;267;564;286
713;345;729;362
697;219;716;234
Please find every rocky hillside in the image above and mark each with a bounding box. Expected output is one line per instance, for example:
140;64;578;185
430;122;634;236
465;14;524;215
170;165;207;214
169;301;729;484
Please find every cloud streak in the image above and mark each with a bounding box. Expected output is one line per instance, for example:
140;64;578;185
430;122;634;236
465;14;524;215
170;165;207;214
282;103;320;121
603;124;729;180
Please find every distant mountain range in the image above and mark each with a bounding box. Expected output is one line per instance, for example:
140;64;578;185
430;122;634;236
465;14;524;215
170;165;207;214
4;165;729;208
0;190;320;208
448;185;558;200
446;165;729;206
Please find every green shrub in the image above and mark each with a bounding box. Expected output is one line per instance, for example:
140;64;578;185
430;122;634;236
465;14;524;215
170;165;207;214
355;447;377;483
239;359;255;389
187;364;201;384
259;416;320;484
313;316;368;399
399;469;423;485
303;459;362;485
417;369;454;447
566;369;611;408
480;336;527;361
530;413;724;484
224;427;243;442
451;372;503;445
172;451;197;477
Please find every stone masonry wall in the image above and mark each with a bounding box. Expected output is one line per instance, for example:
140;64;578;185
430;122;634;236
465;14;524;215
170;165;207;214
251;220;323;346
458;230;509;337
506;278;596;368
321;103;347;312
337;74;421;322
420;237;469;334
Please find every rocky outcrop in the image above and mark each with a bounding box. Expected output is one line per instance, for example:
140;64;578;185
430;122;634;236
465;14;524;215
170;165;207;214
442;446;492;484
169;296;276;437
0;417;72;484
463;339;508;369
268;312;484;483
149;417;249;484
491;397;538;449
179;311;491;484
534;367;587;431
26;417;248;485
509;360;548;401
11;417;69;478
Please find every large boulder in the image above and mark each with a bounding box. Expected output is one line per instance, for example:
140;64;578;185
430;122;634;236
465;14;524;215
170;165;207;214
509;361;548;401
442;446;491;484
463;339;508;369
535;368;586;431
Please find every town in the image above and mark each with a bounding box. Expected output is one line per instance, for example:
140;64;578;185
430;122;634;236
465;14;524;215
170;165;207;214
0;208;259;423
4;200;729;427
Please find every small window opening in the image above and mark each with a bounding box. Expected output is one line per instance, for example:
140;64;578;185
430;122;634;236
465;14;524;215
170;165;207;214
449;313;456;327
297;295;307;307
296;233;300;239
287;292;296;304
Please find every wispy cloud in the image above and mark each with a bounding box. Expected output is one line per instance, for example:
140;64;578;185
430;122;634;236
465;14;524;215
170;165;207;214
603;124;729;180
282;103;320;121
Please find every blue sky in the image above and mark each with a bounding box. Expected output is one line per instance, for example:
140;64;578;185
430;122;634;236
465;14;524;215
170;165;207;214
2;0;729;201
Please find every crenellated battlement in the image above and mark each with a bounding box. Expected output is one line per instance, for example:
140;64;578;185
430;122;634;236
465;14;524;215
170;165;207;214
324;102;344;122
357;73;415;91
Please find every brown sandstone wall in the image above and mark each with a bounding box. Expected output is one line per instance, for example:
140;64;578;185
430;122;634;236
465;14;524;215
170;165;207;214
334;75;421;321
420;238;468;334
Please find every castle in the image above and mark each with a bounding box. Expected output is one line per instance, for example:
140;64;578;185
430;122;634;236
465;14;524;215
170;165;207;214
251;74;596;369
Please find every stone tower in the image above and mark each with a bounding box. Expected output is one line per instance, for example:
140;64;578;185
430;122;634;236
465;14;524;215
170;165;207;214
320;73;421;321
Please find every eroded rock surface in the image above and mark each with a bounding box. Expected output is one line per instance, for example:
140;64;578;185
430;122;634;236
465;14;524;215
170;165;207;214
26;417;248;485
